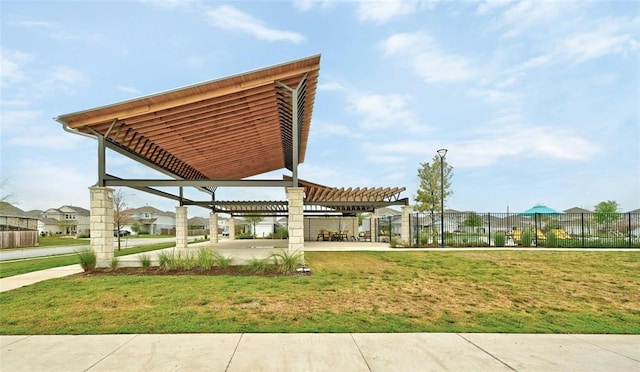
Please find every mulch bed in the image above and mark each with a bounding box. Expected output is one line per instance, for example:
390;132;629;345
75;267;312;277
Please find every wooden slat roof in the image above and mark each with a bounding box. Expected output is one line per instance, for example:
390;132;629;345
56;55;321;180
286;177;406;204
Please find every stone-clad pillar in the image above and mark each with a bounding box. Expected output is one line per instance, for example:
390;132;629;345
209;212;218;243
287;187;305;253
89;186;114;268
371;210;378;243
175;206;188;252
401;205;413;245
228;217;236;241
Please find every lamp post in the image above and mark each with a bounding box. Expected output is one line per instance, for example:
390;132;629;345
437;148;447;247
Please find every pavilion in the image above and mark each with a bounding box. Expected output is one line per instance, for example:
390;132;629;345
56;55;409;267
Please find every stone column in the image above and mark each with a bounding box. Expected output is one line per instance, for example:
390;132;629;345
175;206;188;253
89;186;114;268
209;212;218;243
401;205;413;245
287;187;305;253
228;217;236;241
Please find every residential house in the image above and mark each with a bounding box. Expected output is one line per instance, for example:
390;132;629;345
0;202;39;248
39;205;90;235
187;215;230;236
124;206;175;235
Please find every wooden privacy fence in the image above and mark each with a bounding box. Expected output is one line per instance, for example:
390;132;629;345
0;231;38;249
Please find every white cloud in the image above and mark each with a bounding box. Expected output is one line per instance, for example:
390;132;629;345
498;0;569;38
558;20;640;63
356;0;434;24
318;81;345;91
0;48;32;87
310;120;361;139
116;85;140;94
138;0;199;10
467;87;521;104
40;66;85;94
476;0;511;15
347;92;431;133
205;5;305;43
381;32;476;83
293;0;335;12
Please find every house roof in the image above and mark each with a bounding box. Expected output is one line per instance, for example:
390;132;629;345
127;206;175;217
0;202;31;218
59;205;90;216
56;55;321;181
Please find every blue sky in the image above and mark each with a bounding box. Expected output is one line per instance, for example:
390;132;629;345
1;0;639;217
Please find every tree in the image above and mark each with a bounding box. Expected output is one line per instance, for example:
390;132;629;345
463;212;483;232
113;189;132;250
0;178;16;205
594;200;620;231
414;154;453;238
244;215;263;238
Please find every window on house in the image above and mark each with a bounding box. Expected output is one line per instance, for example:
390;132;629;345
143;213;151;219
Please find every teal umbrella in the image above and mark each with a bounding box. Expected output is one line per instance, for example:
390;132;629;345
520;205;560;216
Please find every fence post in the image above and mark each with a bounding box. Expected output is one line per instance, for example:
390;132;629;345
628;213;632;248
581;213;585;248
488;213;491;247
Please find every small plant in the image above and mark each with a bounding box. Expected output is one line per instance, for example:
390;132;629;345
197;248;215;270
157;251;174;270
545;231;558;247
244;257;273;275
269;249;304;274
521;230;532;247
139;254;152;268
77;250;97;272
212;252;233;268
109;257;119;270
493;232;506;247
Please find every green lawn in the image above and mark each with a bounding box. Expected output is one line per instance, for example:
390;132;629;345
1;251;638;335
0;243;177;278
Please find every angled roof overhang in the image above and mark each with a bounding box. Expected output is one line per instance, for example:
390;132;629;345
56;55;321;182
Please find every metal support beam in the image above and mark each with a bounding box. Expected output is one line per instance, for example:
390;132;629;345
292;83;299;186
97;134;106;187
103;179;291;188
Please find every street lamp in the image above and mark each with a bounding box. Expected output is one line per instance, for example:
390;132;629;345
437;148;447;247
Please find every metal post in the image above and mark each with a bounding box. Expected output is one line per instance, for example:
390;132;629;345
437;149;447;247
97;135;106;187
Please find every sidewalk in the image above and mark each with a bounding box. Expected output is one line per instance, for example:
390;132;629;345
2;243;639;371
2;333;638;371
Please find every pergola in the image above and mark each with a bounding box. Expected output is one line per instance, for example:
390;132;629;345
55;55;408;266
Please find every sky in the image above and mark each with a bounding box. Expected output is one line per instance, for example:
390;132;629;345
1;0;639;218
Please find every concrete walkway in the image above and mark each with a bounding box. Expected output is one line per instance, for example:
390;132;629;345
2;241;639;371
1;333;638;371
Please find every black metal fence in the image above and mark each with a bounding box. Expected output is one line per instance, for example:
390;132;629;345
377;213;640;248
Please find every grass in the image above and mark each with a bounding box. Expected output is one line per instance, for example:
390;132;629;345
38;236;90;247
1;251;638;335
0;243;177;278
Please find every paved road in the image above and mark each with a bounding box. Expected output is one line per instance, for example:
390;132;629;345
0;237;185;261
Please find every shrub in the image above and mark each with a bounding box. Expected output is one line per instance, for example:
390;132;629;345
545;231;558;247
157;251;174;270
212;252;233;268
389;237;400;248
197;248;215;270
521;231;532;247
109;257;119;270
139;254;152;268
244;258;274;275
269;249;303;274
77;250;97;272
493;232;506;247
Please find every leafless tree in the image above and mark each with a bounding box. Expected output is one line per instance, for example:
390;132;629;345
113;188;132;251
